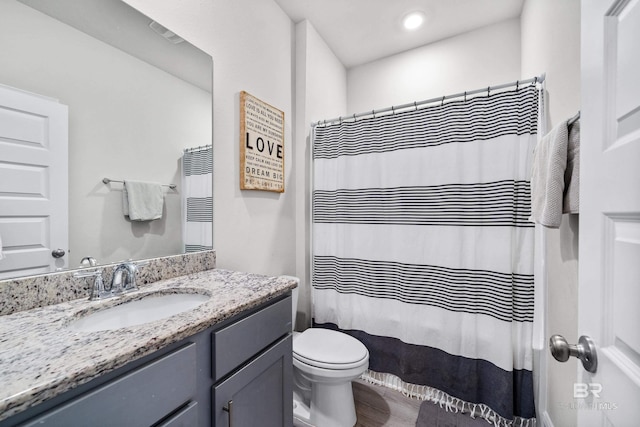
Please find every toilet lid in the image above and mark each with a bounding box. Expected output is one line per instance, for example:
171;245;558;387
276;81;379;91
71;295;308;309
293;329;368;368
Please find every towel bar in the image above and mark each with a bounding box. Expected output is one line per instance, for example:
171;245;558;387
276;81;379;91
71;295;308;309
567;111;580;126
102;177;177;190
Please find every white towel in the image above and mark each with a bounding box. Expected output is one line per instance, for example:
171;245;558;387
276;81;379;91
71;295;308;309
563;119;580;213
122;180;164;221
530;120;569;227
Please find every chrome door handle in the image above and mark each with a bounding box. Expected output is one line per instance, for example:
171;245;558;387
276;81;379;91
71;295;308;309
549;334;598;373
51;248;66;258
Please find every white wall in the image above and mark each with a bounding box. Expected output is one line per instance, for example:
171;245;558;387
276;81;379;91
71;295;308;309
521;1;581;426
0;0;211;268
123;0;297;277
294;20;347;328
347;19;521;113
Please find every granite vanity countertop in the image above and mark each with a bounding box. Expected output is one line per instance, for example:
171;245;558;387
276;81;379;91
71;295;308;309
0;269;297;422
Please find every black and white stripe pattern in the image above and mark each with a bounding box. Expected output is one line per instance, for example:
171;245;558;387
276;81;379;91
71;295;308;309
314;87;538;159
312;85;540;424
313;180;533;228
185;244;211;252
186;197;213;222
313;255;534;322
183;146;213;253
184;148;213;176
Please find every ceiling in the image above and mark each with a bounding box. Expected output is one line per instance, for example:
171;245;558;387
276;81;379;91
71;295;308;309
19;0;212;91
274;0;525;68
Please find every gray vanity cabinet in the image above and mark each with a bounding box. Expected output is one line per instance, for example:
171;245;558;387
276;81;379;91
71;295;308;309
2;294;292;427
212;296;293;427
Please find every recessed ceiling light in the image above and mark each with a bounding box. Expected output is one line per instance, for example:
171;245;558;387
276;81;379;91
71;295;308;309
403;11;426;31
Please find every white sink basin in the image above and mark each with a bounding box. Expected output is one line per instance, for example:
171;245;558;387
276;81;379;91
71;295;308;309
68;293;210;332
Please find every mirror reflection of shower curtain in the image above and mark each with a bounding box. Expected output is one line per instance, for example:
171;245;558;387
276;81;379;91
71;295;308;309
182;146;213;252
312;85;539;427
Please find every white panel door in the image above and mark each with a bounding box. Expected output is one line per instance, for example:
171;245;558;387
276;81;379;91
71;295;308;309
579;0;640;425
0;84;68;279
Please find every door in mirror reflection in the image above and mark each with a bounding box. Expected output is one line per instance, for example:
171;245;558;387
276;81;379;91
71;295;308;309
0;85;69;279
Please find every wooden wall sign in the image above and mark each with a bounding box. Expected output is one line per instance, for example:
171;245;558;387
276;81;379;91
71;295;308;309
240;91;285;192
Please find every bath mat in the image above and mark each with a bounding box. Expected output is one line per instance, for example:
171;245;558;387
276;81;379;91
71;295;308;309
416;401;491;427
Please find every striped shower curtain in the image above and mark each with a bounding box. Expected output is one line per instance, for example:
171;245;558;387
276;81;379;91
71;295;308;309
312;85;538;425
182;145;213;252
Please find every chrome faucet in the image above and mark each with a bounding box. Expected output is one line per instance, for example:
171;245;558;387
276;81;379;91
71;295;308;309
75;260;147;300
111;262;139;294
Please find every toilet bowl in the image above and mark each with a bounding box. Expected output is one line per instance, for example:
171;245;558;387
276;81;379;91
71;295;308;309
293;328;369;427
283;276;369;427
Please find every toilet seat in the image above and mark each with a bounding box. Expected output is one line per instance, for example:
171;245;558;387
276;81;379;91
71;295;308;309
293;328;369;370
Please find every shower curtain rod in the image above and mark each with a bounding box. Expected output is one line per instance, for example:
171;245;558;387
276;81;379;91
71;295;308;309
184;144;212;153
311;73;545;128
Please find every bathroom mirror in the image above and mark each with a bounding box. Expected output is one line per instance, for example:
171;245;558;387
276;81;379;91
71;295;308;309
0;0;213;280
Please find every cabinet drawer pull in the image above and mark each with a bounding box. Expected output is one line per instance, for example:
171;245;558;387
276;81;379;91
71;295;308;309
223;399;233;427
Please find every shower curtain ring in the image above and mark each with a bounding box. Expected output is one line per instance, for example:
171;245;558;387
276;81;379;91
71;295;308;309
414;101;418;111
392;105;395;115
339;116;342;124
441;96;445;106
487;86;491;96
372;110;376;118
516;80;519;90
464;91;467;102
353;113;357;122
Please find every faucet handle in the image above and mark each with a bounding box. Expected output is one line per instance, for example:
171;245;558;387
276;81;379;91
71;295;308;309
90;273;110;300
74;268;108;300
123;260;148;291
123;265;138;292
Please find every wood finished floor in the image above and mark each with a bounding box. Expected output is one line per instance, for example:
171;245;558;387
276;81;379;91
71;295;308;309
353;378;422;426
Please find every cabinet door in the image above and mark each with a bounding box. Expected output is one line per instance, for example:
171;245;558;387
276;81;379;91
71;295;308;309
213;335;292;427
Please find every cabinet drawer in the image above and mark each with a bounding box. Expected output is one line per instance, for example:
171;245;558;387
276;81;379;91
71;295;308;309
213;296;291;381
21;343;197;427
158;401;198;427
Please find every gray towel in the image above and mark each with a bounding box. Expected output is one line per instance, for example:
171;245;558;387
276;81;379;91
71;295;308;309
122;180;164;221
530;120;569;228
563;119;580;213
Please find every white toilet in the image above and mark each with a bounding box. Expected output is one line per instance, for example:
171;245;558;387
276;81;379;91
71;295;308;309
285;276;369;427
